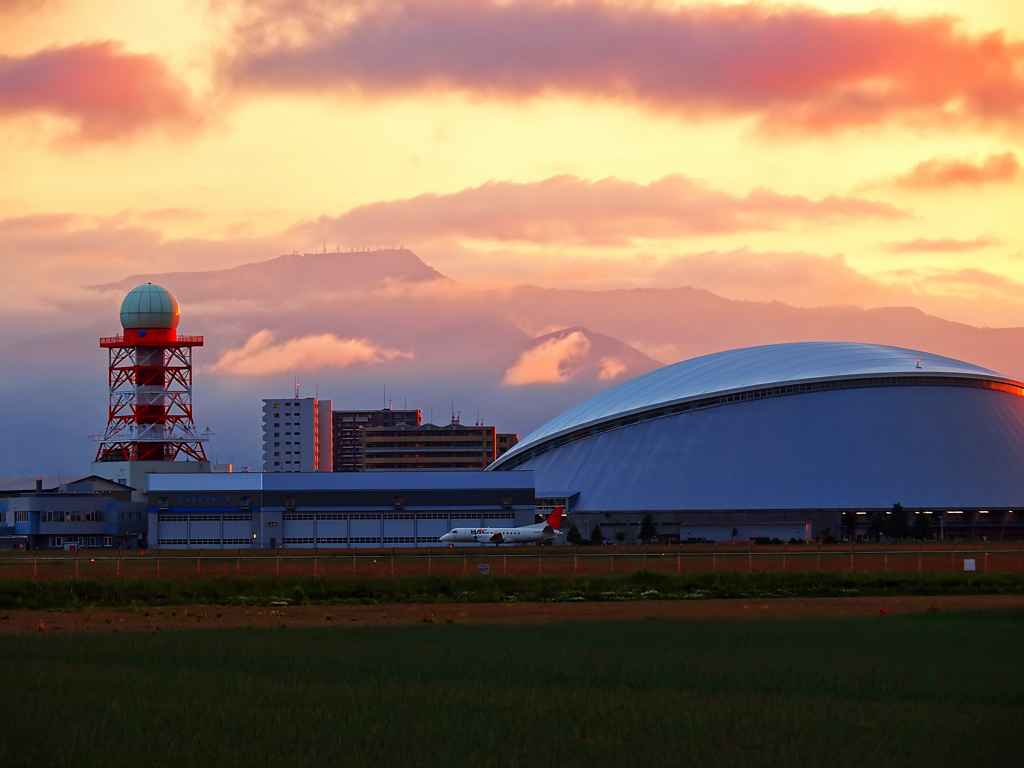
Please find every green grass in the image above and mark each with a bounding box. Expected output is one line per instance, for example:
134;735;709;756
1;569;1024;610
3;611;1021;767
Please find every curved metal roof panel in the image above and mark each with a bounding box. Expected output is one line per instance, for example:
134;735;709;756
493;342;1019;468
512;384;1024;511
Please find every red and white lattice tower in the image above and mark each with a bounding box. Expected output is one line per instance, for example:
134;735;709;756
95;283;208;462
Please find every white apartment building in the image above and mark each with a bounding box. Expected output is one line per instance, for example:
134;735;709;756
262;398;333;472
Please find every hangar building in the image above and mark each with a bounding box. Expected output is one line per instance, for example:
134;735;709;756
488;342;1024;542
147;471;535;549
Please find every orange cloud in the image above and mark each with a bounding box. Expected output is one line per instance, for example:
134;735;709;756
227;1;1024;133
209;329;413;376
504;330;591;386
884;235;1002;253
293;174;903;246
0;41;200;141
892;153;1020;190
0;0;51;12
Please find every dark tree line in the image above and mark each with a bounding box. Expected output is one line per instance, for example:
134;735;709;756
865;502;934;541
566;523;606;545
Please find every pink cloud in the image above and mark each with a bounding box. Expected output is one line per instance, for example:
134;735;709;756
209;329;413;376
292;174;903;246
0;41;200;141
884;235;1002;253
227;1;1024;132
892;153;1020;189
503;330;591;386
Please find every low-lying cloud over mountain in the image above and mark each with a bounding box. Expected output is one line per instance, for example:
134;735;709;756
503;327;660;387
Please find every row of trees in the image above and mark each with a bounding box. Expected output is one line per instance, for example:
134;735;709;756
565;514;660;546
565;523;604;545
565;508;935;544
865;502;934;541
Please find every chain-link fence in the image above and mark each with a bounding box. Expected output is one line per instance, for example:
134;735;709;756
1;542;1021;581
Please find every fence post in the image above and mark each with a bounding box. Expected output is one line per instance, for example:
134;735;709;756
197;548;201;578
117;546;121;580
391;547;394;578
156;547;160;580
850;541;855;573
503;546;507;577
236;548;240;578
748;542;754;574
816;541;822;572
712;543;717;573
352;549;356;577
276;547;279;578
574;545;579;577
782;542;788;572
610;545;615;577
643;545;647;570
677;544;681;575
314;546;318;578
427;547;432;576
984;550;988;573
884;542;889;572
538;544;542;576
918;543;923;573
463;550;467;576
951;540;956;572
33;553;37;581
75;548;79;581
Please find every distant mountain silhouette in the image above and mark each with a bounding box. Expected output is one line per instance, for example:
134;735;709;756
7;247;1024;475
95;249;447;300
500;285;1024;380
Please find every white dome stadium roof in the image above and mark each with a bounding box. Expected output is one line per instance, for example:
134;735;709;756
493;341;1018;468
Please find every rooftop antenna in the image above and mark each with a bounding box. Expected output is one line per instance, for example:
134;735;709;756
295;377;300;399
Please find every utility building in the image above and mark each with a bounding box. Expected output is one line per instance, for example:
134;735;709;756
0;475;146;550
262;397;333;472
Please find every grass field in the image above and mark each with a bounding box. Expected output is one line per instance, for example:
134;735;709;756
1;569;1024;610
4;611;1021;767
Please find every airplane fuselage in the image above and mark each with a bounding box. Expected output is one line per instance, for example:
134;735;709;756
439;525;558;545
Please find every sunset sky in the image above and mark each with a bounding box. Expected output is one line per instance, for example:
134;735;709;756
5;0;1024;473
3;0;1024;326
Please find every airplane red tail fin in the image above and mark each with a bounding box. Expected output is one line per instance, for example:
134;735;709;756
545;506;565;530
